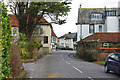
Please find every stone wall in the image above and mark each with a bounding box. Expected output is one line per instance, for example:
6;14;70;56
77;41;120;61
77;41;100;61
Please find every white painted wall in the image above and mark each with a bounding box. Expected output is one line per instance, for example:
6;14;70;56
106;17;119;32
65;39;74;49
77;25;80;42
95;24;104;32
77;24;92;41
77;24;105;41
40;25;52;51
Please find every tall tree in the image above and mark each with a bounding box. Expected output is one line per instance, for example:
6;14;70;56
8;1;71;40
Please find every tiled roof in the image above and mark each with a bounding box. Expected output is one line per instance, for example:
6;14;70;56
36;16;50;25
58;32;77;39
65;33;77;39
77;8;118;24
52;29;57;37
83;32;120;42
9;14;19;27
8;14;50;26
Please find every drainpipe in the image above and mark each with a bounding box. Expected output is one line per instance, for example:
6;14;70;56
104;6;107;32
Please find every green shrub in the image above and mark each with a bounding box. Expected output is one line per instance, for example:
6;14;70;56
19;33;43;59
20;41;27;48
19;33;26;41
78;51;96;62
2;3;11;79
33;40;43;48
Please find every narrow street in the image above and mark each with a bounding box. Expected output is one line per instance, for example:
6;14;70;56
23;50;120;79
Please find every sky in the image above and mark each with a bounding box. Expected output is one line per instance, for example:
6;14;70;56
52;0;120;37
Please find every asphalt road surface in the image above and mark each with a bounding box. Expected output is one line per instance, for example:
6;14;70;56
23;50;120;79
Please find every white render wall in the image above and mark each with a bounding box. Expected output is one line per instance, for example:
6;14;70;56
65;39;74;49
77;24;92;41
40;25;51;51
106;17;119;32
77;24;105;41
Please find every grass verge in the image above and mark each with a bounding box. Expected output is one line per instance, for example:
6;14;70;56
94;61;105;66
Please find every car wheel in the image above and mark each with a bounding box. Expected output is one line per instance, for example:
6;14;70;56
104;65;110;73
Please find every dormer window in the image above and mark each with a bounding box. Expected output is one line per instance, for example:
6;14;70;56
91;13;102;19
105;11;116;16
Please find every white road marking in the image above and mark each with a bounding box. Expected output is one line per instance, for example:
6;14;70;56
88;76;94;80
65;61;71;64
73;66;83;73
62;58;65;61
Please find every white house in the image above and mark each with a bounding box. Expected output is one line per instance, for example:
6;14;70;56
32;17;52;54
76;2;120;42
58;32;77;50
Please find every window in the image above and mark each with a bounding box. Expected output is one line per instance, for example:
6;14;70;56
99;25;102;32
91;13;102;19
44;36;48;43
89;24;94;33
105;11;116;16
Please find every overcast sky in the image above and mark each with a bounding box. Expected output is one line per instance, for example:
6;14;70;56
52;0;120;37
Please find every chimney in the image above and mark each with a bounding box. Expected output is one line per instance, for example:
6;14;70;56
80;4;82;8
68;32;71;34
119;1;120;8
118;1;120;16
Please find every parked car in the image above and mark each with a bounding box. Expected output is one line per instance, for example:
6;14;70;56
104;53;120;74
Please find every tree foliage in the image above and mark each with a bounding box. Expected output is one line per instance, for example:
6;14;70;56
9;1;71;40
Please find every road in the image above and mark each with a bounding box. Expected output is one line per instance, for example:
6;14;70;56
23;50;120;79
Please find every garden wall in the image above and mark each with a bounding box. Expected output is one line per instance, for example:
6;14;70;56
77;41;120;61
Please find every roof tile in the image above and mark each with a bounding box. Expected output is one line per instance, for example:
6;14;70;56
83;32;120;42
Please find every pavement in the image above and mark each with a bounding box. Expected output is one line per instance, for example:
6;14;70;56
23;50;120;79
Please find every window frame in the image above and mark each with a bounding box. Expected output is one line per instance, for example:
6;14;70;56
89;24;95;33
91;13;103;19
99;25;102;32
44;36;48;44
105;11;116;16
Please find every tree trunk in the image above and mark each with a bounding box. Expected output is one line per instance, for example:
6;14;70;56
26;24;35;41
